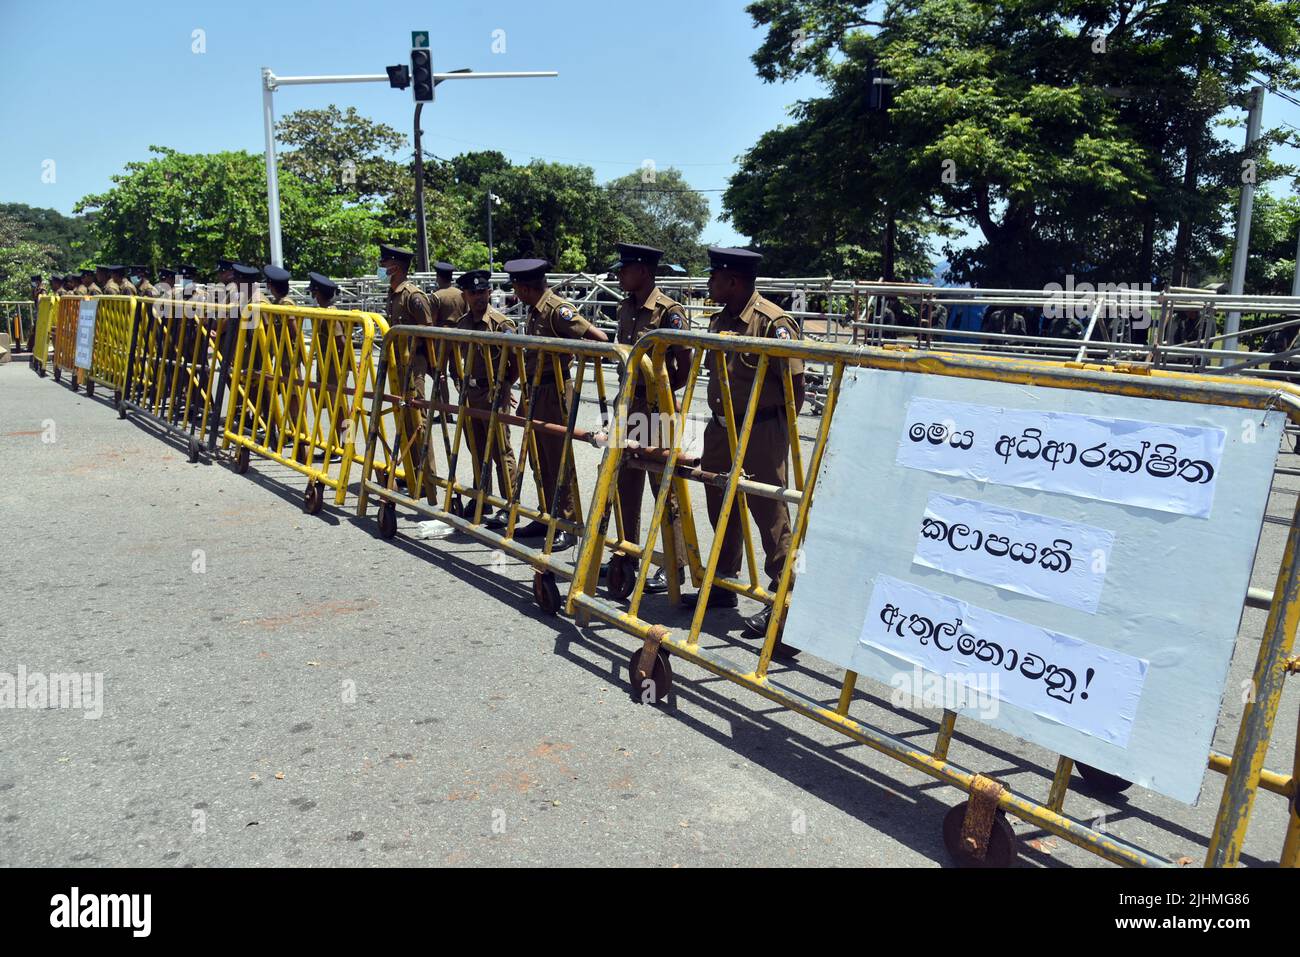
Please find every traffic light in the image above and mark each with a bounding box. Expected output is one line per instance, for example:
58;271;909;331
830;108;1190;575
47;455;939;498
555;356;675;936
411;48;434;102
386;64;410;90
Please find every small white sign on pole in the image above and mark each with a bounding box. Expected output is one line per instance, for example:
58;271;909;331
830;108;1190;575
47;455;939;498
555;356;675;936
784;367;1282;804
74;299;98;370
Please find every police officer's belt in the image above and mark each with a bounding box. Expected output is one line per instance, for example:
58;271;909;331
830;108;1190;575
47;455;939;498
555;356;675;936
712;408;783;428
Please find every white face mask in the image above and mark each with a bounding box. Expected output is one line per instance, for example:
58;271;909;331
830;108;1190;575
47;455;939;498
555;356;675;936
376;265;389;281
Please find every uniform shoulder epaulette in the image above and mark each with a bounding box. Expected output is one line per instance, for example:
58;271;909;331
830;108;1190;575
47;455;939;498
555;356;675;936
752;296;786;322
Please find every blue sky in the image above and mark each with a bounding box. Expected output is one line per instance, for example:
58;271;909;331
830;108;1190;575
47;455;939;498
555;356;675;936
2;1;1296;265
0;0;823;247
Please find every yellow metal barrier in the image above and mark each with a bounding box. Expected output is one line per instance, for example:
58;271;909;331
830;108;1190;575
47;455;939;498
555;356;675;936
75;294;137;401
29;296;58;376
50;296;82;387
568;329;1300;868
222;300;389;512
118;293;242;462
357;325;631;613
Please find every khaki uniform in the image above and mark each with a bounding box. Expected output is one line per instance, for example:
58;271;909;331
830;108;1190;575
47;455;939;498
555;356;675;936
615;287;688;566
102;278;122;295
432;287;466;327
429;287;466;413
85;281;102;295
386;279;435;466
454;306;518;501
119;278;137;296
524;288;591;522
702;291;802;586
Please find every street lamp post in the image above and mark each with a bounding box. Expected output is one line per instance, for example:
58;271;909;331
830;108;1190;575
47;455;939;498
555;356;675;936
486;190;501;271
259;65;557;267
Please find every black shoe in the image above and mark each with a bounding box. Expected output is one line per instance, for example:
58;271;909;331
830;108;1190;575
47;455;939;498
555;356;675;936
742;609;772;640
551;531;577;551
743;609;800;660
681;589;738;611
643;569;670;595
484;510;509;530
514;521;548;539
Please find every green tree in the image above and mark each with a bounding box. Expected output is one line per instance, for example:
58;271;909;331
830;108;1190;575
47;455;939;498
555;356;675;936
443;153;631;272
0;210;59;300
75;146;386;276
604;168;711;272
739;0;1300;288
1218;191;1300;295
0;203;97;270
277;105;410;204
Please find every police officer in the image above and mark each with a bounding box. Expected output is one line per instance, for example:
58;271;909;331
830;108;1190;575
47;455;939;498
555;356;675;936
610;242;691;594
307;272;351;456
210;258;237;306
263;265;294;305
80;269;100;295
131;266;157;299
379;243;435;476
423;261;465;424
453;268;518;529
97;265;118;295
111;265;134;296
505;258;608;549
686;247;802;654
432;261;464;316
231;262;260;305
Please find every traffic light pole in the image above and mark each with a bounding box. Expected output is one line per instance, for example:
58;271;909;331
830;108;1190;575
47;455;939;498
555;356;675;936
259;66;557;267
414;102;428;272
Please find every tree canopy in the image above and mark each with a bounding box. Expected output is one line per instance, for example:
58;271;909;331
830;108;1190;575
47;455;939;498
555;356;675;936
732;0;1300;287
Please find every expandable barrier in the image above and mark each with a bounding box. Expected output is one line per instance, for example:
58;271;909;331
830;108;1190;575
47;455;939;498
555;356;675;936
567;329;1300;868
118;294;242;462
50;296;82;387
357;326;632;612
84;295;137;400
29;296;58;376
221;301;391;512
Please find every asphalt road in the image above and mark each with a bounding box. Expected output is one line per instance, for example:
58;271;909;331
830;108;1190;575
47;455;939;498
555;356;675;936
1;358;1296;867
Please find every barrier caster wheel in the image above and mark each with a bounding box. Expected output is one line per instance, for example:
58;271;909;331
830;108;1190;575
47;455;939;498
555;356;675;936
187;436;202;463
303;481;324;515
606;554;635;600
86;380;95;398
532;572;562;616
53;366;62;383
627;646;673;705
234;447;251;475
377;502;397;540
941;802;1017;868
1076;762;1133;795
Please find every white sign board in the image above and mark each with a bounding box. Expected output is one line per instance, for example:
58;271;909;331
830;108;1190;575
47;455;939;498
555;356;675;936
74;299;98;370
784;368;1281;803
